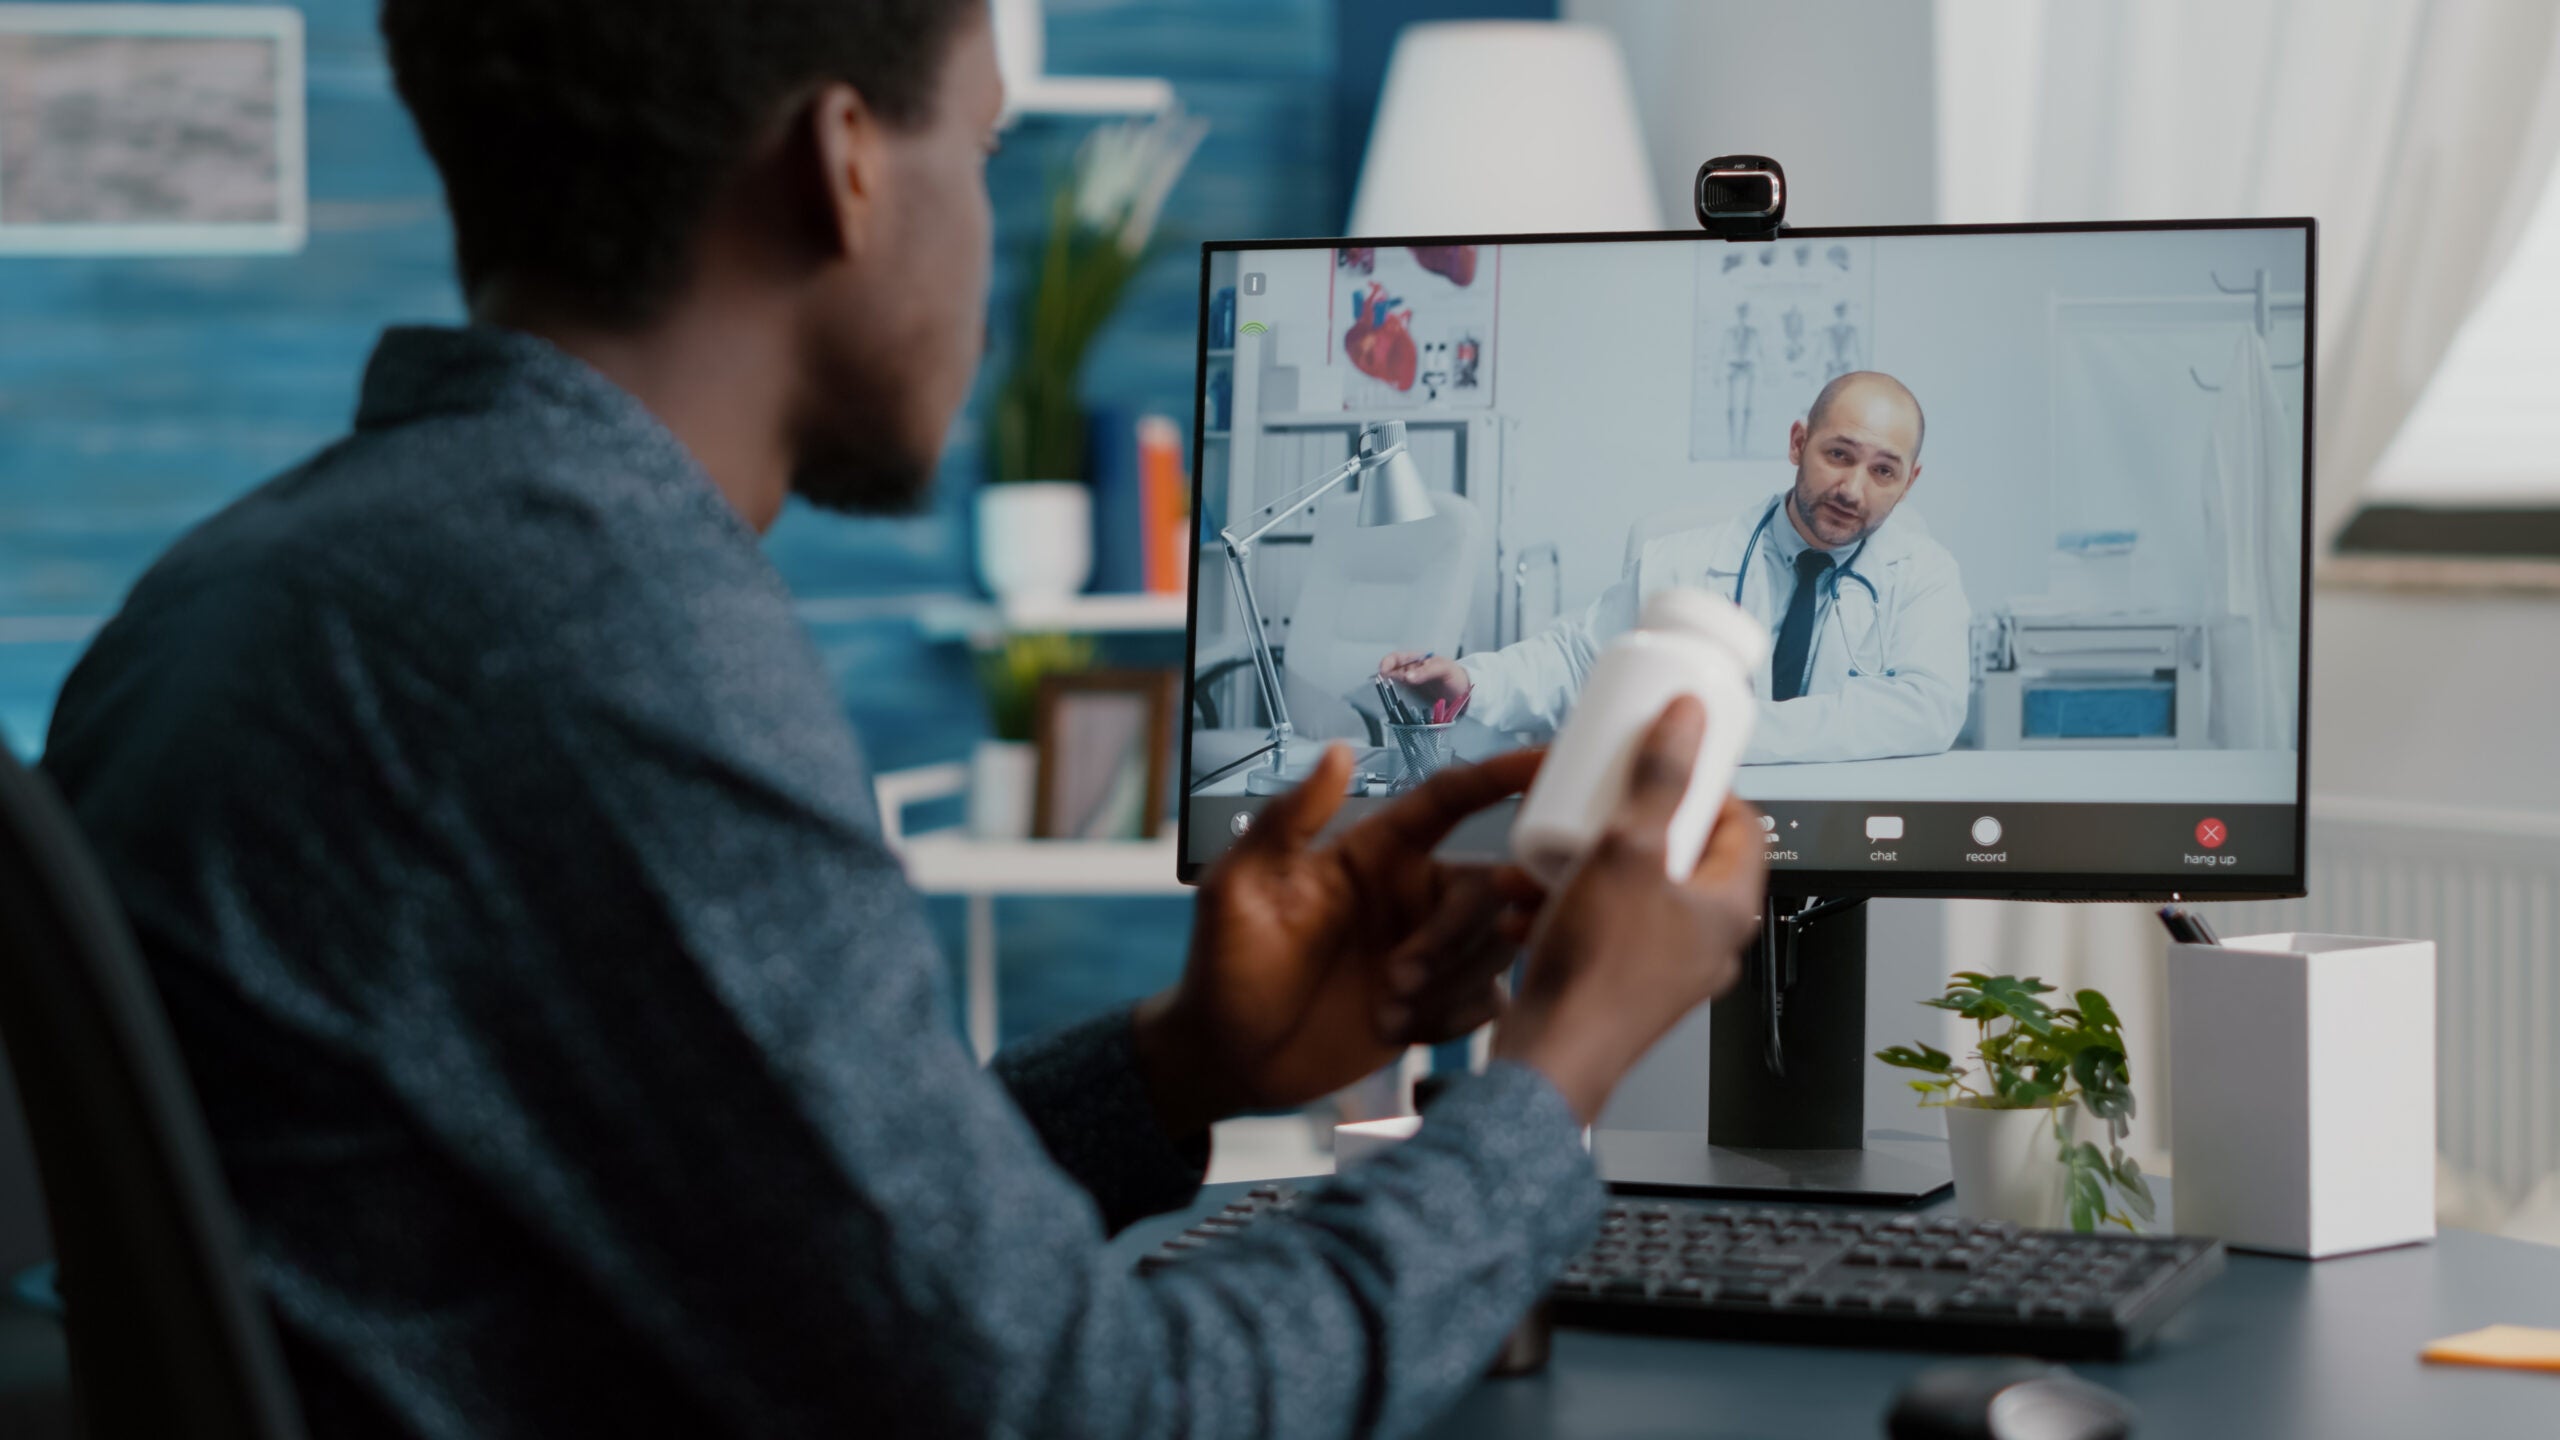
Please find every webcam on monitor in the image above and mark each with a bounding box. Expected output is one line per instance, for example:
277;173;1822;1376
1694;154;1786;239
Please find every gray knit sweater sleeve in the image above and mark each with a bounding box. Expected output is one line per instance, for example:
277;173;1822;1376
989;1011;1210;1233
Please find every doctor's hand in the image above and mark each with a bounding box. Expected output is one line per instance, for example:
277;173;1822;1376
1378;651;1472;709
1492;696;1767;1125
1132;744;1545;1141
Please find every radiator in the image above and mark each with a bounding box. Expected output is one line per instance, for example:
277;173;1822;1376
2200;799;2560;1200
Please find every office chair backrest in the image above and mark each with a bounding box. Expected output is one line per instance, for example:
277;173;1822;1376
1282;488;1485;742
0;749;305;1440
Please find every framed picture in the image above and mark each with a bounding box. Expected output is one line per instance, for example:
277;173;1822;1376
1033;669;1174;841
0;4;307;255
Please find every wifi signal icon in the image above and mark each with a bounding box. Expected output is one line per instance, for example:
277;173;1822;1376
1239;321;1268;336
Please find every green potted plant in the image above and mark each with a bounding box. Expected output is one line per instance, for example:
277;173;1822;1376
977;107;1206;606
968;632;1095;838
1877;973;2156;1232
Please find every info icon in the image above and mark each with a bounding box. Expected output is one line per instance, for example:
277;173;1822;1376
2195;816;2228;850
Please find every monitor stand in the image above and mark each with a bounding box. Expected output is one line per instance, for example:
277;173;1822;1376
1594;899;1954;1205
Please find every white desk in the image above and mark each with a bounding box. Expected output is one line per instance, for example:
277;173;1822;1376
1189;717;1516;798
1737;749;2300;805
1196;740;2296;805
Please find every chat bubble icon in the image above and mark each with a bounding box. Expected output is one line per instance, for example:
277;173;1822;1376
1865;815;1905;842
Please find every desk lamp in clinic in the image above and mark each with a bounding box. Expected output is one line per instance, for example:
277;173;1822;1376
1216;419;1438;795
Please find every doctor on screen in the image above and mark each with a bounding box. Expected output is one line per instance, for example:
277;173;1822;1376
1381;371;1970;765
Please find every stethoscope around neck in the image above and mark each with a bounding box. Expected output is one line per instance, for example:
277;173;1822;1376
1733;495;1886;680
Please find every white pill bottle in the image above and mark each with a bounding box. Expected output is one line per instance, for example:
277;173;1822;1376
1510;587;1771;885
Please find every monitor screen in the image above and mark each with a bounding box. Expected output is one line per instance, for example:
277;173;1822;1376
1179;221;2312;899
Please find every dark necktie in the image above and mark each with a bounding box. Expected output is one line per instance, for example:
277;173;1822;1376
1771;548;1833;702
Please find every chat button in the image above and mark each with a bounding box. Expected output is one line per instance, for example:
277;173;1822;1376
1864;816;1905;842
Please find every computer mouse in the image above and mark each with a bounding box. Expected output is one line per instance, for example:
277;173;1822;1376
1885;1360;2137;1440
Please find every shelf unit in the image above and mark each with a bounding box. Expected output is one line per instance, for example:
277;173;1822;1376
995;0;1175;123
891;588;1196;1061
876;763;1189;1062
1006;75;1176;119
915;591;1188;643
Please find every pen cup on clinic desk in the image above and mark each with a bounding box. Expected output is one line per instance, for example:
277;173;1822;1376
1386;720;1458;792
2165;932;2437;1259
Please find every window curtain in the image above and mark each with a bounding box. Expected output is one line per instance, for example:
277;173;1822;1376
1932;0;2560;1169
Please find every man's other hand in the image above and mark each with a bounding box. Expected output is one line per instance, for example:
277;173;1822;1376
1134;744;1543;1140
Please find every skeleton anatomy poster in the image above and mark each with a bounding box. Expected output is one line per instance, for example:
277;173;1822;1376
1689;237;1873;460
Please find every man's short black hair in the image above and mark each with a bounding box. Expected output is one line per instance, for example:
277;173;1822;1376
381;0;980;325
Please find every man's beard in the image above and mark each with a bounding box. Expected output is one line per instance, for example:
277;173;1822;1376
789;438;939;517
1789;482;1869;547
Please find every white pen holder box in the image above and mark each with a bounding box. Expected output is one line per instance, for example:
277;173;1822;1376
2166;932;2436;1259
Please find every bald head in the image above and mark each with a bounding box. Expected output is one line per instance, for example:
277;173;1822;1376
1806;371;1924;460
1784;370;1927;550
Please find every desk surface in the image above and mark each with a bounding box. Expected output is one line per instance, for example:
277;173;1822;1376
1733;748;2297;805
1120;1179;2560;1439
1191;736;2298;805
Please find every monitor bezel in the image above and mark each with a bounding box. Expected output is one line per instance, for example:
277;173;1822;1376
1177;217;2315;901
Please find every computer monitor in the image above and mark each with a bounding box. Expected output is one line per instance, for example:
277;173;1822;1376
1179;221;2312;907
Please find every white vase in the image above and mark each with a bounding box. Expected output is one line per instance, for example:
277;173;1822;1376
1944;1101;2075;1228
976;481;1093;606
968;739;1037;840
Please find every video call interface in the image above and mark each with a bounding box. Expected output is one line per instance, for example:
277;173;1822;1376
1183;224;2309;885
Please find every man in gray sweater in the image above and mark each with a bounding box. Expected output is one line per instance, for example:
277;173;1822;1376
39;2;1766;1436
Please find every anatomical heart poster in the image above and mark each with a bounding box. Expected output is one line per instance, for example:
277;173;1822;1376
1689;237;1873;460
1332;245;1498;411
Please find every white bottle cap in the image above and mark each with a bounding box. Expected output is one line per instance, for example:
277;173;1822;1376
1640;587;1773;671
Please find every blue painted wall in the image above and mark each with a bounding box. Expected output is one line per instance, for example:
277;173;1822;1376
0;0;1338;1044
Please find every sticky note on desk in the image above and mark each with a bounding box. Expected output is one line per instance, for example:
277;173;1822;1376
2421;1325;2560;1373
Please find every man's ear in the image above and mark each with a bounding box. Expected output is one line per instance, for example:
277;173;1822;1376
1786;419;1806;467
1905;462;1922;493
808;82;881;260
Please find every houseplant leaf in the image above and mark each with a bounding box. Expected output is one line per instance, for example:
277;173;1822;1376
1874;1043;1955;1073
2073;988;2122;1033
2113;1151;2157;1223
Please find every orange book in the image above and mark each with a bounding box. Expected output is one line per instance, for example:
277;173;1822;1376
1137;416;1190;595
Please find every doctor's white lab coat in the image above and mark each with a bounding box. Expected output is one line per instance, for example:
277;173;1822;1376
1462;496;1972;764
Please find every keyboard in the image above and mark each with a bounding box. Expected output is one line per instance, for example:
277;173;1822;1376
1139;1186;2224;1360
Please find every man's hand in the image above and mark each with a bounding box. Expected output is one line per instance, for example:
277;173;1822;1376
1378;652;1471;709
1134;744;1544;1140
1492;696;1768;1124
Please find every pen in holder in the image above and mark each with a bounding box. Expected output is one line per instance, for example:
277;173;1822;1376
1386;720;1458;792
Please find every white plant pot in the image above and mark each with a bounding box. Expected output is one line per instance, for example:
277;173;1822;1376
968;739;1037;840
976;481;1093;605
1944;1101;2075;1229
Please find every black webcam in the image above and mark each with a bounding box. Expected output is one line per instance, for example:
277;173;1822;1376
1695;155;1786;240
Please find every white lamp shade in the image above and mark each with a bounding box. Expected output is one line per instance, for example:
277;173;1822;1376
1357;447;1437;528
1348;21;1662;236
